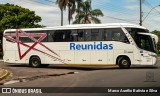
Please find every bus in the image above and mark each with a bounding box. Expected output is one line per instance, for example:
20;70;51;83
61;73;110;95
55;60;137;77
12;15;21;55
3;23;158;69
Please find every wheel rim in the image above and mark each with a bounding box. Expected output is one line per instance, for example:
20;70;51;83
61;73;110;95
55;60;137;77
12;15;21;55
121;59;128;65
32;59;39;66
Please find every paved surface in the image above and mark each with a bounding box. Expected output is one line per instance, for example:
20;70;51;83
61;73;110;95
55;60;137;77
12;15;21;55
0;69;3;76
0;61;103;81
0;61;160;96
0;68;10;81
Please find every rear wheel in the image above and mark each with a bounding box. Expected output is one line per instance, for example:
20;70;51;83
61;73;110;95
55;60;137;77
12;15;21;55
117;57;131;69
29;56;41;68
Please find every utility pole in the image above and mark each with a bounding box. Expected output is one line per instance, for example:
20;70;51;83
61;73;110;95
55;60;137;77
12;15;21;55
140;0;142;26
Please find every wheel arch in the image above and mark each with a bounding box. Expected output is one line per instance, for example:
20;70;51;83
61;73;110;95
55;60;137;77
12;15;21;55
28;54;45;64
116;55;131;65
29;55;42;67
29;55;41;63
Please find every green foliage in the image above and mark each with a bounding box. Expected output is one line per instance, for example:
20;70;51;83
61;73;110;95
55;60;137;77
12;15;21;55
73;0;104;24
0;3;42;34
56;0;76;24
151;30;160;52
56;0;103;24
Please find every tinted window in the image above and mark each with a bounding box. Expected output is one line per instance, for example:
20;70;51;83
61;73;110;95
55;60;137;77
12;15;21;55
125;28;148;41
53;30;64;42
84;29;103;41
77;29;85;41
53;30;72;42
70;30;78;41
104;28;129;43
48;30;55;42
85;29;91;41
19;36;31;42
30;31;47;42
138;35;154;52
91;29;102;41
5;32;16;43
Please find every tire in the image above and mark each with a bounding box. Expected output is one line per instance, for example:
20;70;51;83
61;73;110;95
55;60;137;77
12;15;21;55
118;57;131;69
29;56;41;68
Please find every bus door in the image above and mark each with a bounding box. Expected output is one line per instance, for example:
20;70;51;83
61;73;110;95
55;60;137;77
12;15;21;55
138;34;153;65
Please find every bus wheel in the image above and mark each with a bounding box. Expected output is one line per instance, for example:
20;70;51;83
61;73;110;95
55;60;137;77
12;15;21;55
29;56;41;68
117;57;131;69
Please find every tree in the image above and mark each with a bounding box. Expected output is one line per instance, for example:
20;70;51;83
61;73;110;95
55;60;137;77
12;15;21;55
73;0;103;24
75;0;82;24
0;3;42;54
0;3;42;34
56;0;76;25
68;0;76;24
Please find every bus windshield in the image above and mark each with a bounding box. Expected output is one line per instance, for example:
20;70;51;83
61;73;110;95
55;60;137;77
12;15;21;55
125;28;156;53
137;34;156;53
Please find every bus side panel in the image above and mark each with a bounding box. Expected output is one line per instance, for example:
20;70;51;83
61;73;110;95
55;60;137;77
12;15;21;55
4;51;16;63
107;50;114;64
60;50;74;64
3;38;17;63
90;50;108;64
15;50;26;63
44;50;60;64
75;51;90;64
114;50;134;65
133;50;141;65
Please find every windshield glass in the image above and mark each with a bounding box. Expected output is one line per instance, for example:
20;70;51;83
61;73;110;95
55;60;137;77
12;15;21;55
125;28;156;53
137;35;155;52
125;28;149;42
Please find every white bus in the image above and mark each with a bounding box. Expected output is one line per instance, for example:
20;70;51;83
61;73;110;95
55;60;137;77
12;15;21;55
3;23;158;68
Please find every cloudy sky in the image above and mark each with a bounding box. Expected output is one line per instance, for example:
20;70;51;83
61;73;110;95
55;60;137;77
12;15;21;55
0;0;160;31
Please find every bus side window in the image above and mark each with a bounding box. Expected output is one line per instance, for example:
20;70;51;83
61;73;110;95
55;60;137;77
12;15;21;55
104;29;110;41
5;32;16;43
107;28;129;43
53;31;64;42
85;29;91;41
20;31;31;42
40;31;47;42
53;30;72;42
64;30;72;42
98;29;104;41
91;29;103;41
112;32;121;41
70;30;78;42
29;31;47;42
48;30;55;42
77;30;85;41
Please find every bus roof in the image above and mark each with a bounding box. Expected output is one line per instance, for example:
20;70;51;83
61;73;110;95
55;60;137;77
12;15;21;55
4;23;147;32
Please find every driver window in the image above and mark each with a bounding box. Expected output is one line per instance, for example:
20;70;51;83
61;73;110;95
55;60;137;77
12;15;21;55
139;36;152;51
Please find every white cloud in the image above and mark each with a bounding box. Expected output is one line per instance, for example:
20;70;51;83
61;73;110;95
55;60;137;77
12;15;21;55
0;0;69;26
126;0;137;3
15;0;69;26
125;5;139;10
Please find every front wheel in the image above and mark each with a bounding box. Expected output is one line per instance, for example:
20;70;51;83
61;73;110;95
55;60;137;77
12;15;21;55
29;57;41;68
118;57;131;69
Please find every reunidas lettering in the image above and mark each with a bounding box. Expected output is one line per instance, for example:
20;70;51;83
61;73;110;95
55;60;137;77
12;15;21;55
70;42;113;50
